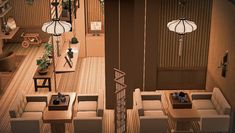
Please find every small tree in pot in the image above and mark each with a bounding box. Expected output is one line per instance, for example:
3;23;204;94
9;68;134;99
36;56;49;75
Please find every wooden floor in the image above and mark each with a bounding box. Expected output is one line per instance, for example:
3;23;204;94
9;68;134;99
0;43;113;133
0;44;220;133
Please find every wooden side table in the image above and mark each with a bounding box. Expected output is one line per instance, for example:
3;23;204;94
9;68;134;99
33;65;53;91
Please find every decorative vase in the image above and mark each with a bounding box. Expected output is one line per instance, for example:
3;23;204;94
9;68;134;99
71;37;79;44
67;48;73;58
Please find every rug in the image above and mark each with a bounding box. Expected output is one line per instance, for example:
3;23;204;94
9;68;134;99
0;55;26;97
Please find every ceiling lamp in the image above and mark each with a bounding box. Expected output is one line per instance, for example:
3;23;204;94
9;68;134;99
42;21;71;36
167;18;197;34
41;0;72;92
42;0;71;36
167;0;197;56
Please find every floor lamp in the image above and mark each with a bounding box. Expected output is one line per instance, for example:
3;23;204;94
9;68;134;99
42;0;71;92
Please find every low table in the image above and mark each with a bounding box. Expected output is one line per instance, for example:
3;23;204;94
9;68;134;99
43;92;76;133
169;92;192;109
48;95;70;110
168;93;200;133
33;65;53;91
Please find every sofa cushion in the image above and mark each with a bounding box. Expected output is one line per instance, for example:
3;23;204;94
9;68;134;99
24;102;46;112
78;101;97;111
192;100;215;110
21;112;42;119
142;100;162;110
144;110;164;117
198;109;218;116
77;111;97;118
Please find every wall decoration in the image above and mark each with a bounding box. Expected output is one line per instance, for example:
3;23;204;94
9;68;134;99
218;50;228;77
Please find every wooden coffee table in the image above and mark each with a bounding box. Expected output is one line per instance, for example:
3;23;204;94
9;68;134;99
43;92;76;133
168;93;200;133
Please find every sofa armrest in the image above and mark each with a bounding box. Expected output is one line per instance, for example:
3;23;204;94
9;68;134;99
25;94;49;105
134;89;144;116
77;94;98;102
191;92;212;100
97;92;104;117
200;115;230;132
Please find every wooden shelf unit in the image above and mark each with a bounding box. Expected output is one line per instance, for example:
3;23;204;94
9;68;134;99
0;27;19;39
0;0;11;18
55;43;79;73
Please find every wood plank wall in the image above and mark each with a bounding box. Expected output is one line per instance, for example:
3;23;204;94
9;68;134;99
8;0;50;28
158;0;212;68
105;0;213;108
155;0;212;89
7;0;51;42
85;0;104;34
105;0;121;109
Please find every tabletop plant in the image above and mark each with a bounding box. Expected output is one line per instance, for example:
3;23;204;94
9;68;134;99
36;55;49;75
44;42;53;58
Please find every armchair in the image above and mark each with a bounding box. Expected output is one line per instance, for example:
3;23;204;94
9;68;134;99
133;88;168;133
73;92;104;133
9;92;49;133
191;87;231;132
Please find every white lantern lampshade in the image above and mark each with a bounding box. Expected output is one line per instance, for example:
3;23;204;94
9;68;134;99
42;20;71;36
167;18;197;34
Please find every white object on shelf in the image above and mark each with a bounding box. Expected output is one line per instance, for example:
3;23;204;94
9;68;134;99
90;21;102;31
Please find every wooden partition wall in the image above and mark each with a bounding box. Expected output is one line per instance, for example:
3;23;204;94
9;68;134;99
85;0;104;34
105;0;212;109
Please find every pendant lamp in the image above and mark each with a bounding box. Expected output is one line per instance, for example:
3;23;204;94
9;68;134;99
167;0;197;56
42;0;71;36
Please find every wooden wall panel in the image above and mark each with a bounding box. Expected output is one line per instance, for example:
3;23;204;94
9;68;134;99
8;0;51;42
145;0;161;90
85;0;104;33
157;69;207;89
206;0;235;132
9;0;50;28
105;0;119;109
119;0;143;108
158;0;212;68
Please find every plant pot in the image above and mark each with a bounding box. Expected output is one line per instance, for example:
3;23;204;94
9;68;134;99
38;69;48;75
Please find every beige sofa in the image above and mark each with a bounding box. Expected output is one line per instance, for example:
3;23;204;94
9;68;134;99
133;88;168;133
9;92;49;133
191;87;231;132
73;92;104;133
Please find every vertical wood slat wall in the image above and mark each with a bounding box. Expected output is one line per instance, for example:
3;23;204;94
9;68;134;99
157;0;212;69
8;0;50;28
85;0;104;34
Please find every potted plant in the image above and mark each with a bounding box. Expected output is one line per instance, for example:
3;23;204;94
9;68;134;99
36;56;49;75
44;42;53;58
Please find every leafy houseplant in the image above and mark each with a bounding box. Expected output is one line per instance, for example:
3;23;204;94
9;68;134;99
36;56;49;75
44;43;53;58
